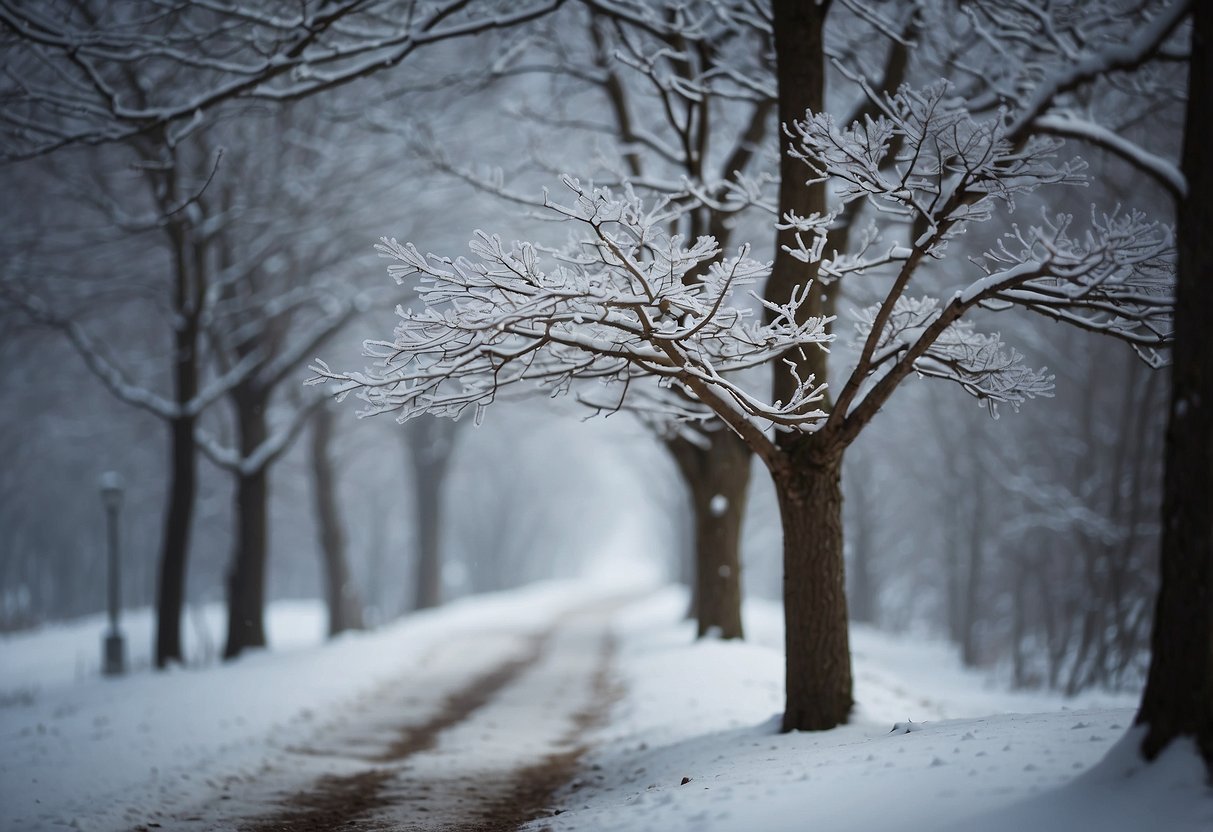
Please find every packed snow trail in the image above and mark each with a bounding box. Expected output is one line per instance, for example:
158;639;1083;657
188;597;623;831
0;580;644;832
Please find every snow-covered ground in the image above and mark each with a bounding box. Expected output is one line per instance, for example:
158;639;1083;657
0;580;625;831
535;590;1212;832
2;583;1209;832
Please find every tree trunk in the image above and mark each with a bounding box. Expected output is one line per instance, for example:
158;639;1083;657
412;463;442;610
224;387;270;659
946;533;964;647
960;476;986;667
1136;3;1213;772
155;412;196;667
775;446;853;732
844;456;877;625
680;516;699;623
769;0;851;733
406;418;454;611
670;430;751;640
1011;561;1029;688
310;405;363;637
154;220;200;669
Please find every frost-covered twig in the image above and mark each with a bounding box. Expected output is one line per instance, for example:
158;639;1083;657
774;81;1173;434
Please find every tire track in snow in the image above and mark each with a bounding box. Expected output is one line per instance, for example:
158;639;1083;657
237;597;626;832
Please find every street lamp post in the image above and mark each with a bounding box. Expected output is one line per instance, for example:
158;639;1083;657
99;471;125;676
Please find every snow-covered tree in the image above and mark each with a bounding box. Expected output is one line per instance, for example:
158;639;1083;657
315;64;1174;729
0;126;238;666
0;0;564;161
312;178;834;439
418;0;915;640
191;100;394;660
0;0;568;665
761;0;1181;731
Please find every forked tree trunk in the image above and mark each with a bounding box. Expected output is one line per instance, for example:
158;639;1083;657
1136;3;1213;772
775;448;853;732
671;430;751;640
224;387;270;659
310;405;363;637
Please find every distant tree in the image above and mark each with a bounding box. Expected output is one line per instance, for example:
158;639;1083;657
1;127;237;667
192;102;381;660
1136;0;1211;774
309;403;365;637
0;0;563;664
400;416;460;610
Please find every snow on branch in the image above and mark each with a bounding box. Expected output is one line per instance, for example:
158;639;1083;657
970;210;1174;362
787;82;1083;241
853;296;1054;416
0;0;567;160
946;0;1189;192
309;178;833;456
783;80;1175;434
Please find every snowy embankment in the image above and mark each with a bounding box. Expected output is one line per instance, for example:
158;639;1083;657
533;590;1211;832
0;580;628;832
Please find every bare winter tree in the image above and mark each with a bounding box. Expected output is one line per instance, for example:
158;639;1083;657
0;0;567;161
190;102;383;660
315;62;1172;725
0;0;569;665
411;0;778;637
758;0;1181;731
0;127;241;667
425;0;917;640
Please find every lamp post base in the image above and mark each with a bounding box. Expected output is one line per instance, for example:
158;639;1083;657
103;632;125;676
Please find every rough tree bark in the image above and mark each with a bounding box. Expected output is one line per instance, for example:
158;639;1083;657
1136;0;1213;773
310;404;364;637
769;0;853;732
669;429;751;640
224;384;270;659
773;445;853;732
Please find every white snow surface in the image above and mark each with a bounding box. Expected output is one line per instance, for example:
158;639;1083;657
530;590;1212;832
0;580;624;831
2;584;1209;832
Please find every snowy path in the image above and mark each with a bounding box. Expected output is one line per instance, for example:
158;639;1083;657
0;581;637;832
4;584;1209;832
217;600;620;831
